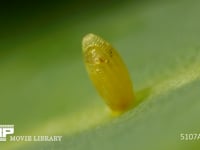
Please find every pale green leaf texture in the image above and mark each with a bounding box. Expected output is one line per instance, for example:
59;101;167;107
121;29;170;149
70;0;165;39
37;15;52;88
1;0;200;149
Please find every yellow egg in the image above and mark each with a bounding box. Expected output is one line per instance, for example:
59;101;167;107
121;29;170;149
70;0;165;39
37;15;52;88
82;33;135;114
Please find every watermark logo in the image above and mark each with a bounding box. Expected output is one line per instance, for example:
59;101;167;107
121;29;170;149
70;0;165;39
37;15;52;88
0;125;14;141
0;124;62;142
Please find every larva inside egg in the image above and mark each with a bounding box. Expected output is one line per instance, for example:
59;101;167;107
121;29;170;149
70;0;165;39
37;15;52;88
82;33;135;114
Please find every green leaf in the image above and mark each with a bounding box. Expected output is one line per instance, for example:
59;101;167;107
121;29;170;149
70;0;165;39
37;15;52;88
1;0;200;149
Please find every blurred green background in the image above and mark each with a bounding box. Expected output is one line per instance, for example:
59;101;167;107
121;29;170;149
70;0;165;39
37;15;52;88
1;0;200;149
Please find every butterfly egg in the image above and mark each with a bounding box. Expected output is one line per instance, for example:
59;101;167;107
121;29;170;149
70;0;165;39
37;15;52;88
82;33;135;114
